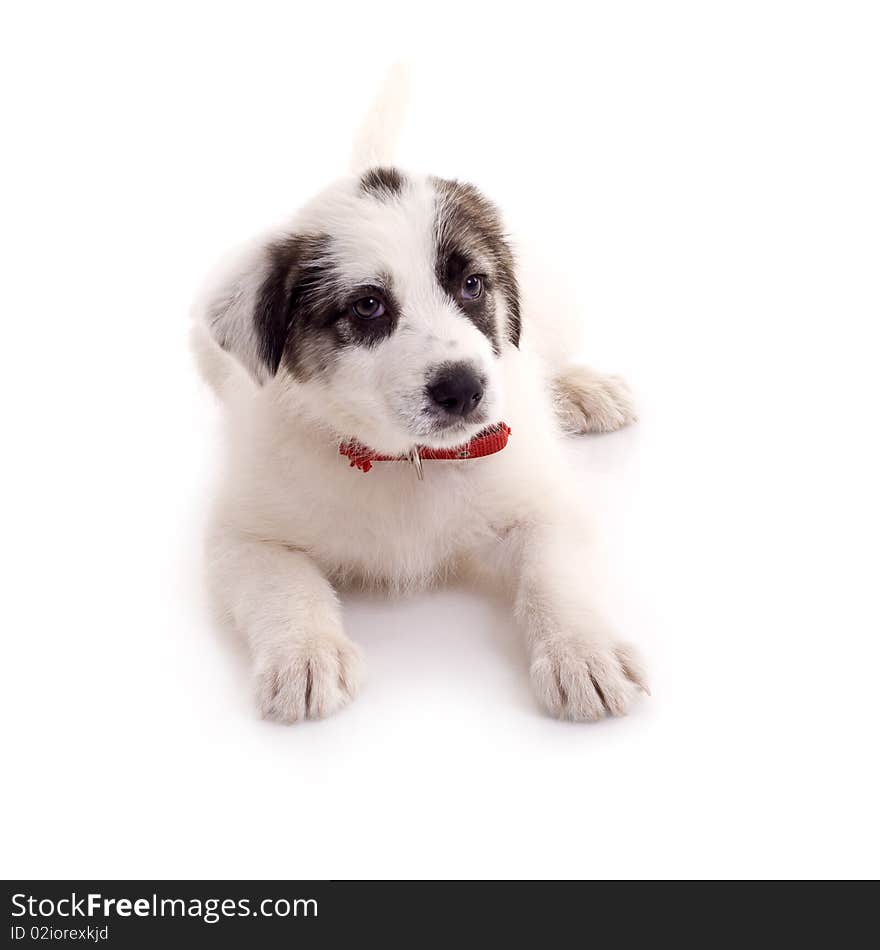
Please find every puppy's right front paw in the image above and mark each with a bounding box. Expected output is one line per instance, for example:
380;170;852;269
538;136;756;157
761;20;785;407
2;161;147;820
255;634;363;723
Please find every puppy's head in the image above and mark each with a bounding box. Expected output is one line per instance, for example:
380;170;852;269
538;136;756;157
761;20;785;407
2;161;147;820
203;169;520;454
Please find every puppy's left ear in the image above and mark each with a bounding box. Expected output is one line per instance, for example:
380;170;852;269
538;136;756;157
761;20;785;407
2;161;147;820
195;236;306;384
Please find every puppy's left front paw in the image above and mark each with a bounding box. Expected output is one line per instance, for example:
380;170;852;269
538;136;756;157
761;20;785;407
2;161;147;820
530;638;648;721
552;366;637;434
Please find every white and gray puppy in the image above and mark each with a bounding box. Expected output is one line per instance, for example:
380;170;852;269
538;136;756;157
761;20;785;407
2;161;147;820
192;74;647;723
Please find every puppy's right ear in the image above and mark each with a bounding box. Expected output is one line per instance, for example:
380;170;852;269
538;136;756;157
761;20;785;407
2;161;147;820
196;236;301;384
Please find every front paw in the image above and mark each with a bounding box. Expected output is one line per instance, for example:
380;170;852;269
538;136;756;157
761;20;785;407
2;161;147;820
552;366;637;434
530;638;648;721
255;633;363;723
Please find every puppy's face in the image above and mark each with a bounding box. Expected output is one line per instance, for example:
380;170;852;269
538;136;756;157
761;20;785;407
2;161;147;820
206;169;520;454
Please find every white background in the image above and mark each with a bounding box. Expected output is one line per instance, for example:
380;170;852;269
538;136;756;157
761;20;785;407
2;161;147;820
3;1;879;879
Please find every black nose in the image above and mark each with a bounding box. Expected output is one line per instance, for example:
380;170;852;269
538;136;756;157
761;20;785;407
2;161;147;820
427;363;484;417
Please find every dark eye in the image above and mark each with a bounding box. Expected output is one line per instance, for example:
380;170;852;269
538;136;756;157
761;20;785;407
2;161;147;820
461;275;483;300
352;295;386;319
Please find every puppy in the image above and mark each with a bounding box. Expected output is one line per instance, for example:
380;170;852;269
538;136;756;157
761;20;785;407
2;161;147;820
192;72;647;723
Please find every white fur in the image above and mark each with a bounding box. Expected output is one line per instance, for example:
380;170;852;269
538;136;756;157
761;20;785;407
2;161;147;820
192;79;646;723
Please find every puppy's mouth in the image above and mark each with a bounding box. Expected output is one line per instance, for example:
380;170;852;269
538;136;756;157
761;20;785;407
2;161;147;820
411;412;491;450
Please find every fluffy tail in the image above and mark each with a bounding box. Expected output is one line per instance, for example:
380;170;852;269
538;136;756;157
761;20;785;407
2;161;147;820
349;61;411;174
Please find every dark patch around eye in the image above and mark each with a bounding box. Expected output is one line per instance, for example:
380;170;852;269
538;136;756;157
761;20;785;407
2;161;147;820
437;250;498;352
432;177;521;349
255;234;400;381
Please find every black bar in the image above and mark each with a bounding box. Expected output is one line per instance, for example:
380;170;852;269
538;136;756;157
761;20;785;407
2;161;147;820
2;881;876;947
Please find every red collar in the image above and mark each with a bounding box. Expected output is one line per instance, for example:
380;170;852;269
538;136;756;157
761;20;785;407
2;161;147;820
340;423;511;477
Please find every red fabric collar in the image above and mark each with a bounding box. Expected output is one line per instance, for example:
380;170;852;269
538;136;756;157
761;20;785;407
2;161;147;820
340;422;511;474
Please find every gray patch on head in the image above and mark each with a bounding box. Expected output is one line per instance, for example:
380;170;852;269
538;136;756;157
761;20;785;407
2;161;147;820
360;166;406;199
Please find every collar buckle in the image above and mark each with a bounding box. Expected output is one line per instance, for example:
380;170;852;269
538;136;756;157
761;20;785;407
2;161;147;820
409;447;424;481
